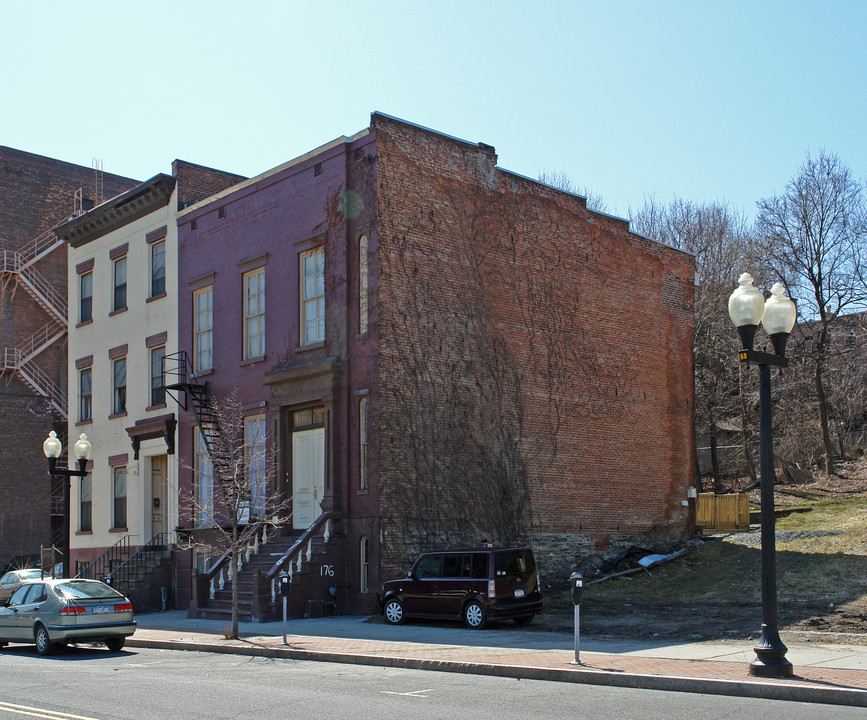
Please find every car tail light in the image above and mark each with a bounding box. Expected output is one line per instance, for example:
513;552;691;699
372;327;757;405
60;605;85;615
487;580;496;599
114;603;133;613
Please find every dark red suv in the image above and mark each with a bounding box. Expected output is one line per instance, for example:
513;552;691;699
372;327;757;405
379;547;543;629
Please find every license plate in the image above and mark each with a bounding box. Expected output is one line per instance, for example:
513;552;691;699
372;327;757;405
93;606;110;614
514;588;525;598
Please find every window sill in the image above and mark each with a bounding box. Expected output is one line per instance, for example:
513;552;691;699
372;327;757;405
146;292;167;304
109;411;128;420
109;307;128;317
75;419;93;427
76;319;93;329
193;368;214;378
296;341;326;353
356;489;369;496
75;530;92;536
109;527;128;534
146;403;168;412
240;355;266;367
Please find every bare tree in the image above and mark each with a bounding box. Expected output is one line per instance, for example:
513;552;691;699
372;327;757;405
630;196;765;490
538;170;608;214
756;151;867;475
178;389;291;639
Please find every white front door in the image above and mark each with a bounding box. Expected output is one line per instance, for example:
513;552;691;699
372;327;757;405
292;428;325;530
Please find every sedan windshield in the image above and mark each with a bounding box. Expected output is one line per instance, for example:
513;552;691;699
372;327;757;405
55;580;124;600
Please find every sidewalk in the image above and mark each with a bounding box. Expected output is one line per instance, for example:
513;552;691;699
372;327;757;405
130;611;867;707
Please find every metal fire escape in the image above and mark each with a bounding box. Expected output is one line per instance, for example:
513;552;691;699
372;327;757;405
0;229;69;418
0;227;70;543
163;351;233;480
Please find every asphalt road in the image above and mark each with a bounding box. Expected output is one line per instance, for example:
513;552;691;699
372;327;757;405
1;645;865;720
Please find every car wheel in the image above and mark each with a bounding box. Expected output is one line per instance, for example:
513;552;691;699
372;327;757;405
464;600;487;629
513;614;535;627
34;624;55;656
105;637;125;652
383;598;405;625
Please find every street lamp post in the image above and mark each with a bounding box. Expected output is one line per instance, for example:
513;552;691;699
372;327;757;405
728;273;796;678
43;431;92;578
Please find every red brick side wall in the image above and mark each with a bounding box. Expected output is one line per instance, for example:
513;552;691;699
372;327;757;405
372;116;696;575
0;146;137;570
171;160;246;207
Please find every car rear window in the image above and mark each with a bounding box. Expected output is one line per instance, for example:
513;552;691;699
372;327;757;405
494;549;536;576
54;580;124;600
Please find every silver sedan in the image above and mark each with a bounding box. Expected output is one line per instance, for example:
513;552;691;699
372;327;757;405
0;579;136;655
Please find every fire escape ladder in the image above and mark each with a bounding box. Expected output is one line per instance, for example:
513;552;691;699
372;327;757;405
164;351;234;478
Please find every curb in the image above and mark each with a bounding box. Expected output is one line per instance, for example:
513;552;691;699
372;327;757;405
127;638;867;707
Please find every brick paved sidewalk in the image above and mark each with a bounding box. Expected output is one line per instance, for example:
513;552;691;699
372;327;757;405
127;628;867;707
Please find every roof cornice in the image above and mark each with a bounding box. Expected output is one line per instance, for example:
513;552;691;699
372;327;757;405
55;174;176;247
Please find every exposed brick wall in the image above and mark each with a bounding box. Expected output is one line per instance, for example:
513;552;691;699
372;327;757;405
172;160;246;208
0;145;137;570
0;393;55;567
371;115;696;578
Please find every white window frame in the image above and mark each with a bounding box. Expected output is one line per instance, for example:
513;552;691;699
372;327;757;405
194;286;214;372
300;247;325;345
245;415;267;517
244;269;265;359
195;428;214;527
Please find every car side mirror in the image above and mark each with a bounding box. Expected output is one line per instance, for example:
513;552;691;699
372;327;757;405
405;570;414;579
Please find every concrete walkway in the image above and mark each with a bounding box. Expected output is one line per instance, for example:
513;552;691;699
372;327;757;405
130;611;867;707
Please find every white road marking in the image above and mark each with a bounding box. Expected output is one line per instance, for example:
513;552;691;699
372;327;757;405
380;689;432;697
0;702;103;720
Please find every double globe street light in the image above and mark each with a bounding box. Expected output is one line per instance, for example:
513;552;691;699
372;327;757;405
43;430;93;578
728;272;797;677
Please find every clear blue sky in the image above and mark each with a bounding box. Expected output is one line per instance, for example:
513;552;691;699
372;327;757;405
3;1;864;222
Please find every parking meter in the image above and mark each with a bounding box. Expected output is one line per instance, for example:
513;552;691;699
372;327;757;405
570;572;583;604
280;572;290;645
569;572;583;664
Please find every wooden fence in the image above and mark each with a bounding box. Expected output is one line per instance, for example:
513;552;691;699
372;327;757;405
696;493;751;531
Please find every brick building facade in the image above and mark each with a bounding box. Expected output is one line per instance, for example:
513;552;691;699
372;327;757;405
0;146;137;572
172;113;695;619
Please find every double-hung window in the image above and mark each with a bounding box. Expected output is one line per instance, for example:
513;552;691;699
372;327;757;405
150;240;166;297
244;269;265;359
112;357;126;415
245;415;267;517
79;368;92;422
113;256;127;312
301;248;325;344
150;346;166;406
195;428;214;526
113;467;127;529
79;271;93;323
80;476;92;532
194;286;213;371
